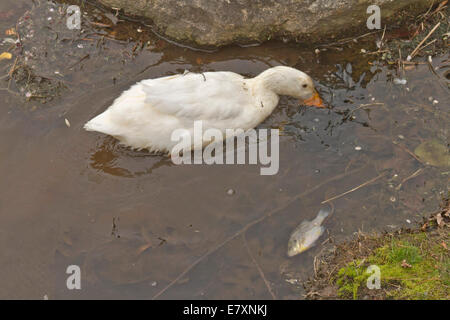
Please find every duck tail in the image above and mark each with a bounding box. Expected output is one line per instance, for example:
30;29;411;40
83;112;114;134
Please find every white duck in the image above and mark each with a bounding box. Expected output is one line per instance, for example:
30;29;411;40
84;66;324;153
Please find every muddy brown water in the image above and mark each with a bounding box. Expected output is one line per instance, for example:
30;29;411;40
0;1;448;299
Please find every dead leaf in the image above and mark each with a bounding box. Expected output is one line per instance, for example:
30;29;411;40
0;52;12;61
401;259;412;268
5;28;16;36
441;241;447;250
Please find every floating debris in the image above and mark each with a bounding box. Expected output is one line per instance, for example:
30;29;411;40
287;207;330;257
2;38;16;44
64;118;71;128
0;52;12;61
5;28;16;36
226;188;235;196
393;78;407;85
414;139;450;168
354;146;362;151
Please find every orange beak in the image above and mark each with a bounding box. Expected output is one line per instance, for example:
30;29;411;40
302;91;325;108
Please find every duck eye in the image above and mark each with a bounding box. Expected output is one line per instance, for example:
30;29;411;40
302;84;308;88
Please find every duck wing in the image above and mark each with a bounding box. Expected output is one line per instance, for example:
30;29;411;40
140;72;252;121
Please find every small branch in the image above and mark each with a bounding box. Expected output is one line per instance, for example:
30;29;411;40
321;171;387;204
395;168;424;191
409;22;441;59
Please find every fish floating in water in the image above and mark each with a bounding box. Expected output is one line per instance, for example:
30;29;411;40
287;207;331;257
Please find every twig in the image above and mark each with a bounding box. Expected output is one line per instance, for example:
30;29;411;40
409;22;441;59
350;102;385;114
395;168;424;190
242;233;276;300
391;141;426;165
321;171;387;204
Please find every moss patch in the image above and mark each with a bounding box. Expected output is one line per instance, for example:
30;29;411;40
305;197;450;300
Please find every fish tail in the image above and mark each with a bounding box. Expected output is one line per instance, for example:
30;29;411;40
316;208;331;221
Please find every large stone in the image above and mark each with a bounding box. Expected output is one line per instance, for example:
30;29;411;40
95;0;432;47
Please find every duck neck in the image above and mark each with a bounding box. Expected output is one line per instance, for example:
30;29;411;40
254;68;290;96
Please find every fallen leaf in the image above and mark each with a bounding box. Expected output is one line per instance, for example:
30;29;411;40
0;52;12;61
414;139;450;168
5;28;16;36
441;241;447;250
401;259;412;268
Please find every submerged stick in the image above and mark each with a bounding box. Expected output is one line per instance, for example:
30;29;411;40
321;171;387;204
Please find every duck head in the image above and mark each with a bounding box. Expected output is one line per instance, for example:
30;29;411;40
257;66;325;108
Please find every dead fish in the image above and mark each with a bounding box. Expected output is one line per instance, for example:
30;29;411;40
287;207;331;257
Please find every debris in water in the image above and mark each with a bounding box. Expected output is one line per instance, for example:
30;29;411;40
360;49;367;53
287;207;331;257
2;38;16;44
0;52;12;61
5;28;16;36
393;78;407;85
354;146;362;151
64;118;71;128
432;100;439;105
414;139;450;168
227;188;235;196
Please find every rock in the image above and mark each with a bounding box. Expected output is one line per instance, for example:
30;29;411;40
96;0;431;47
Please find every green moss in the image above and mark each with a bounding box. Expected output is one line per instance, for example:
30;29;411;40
335;232;449;300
